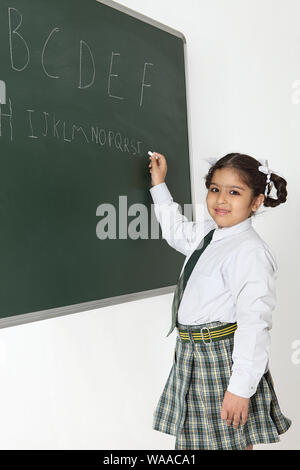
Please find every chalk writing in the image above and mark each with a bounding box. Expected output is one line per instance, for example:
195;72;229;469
0;100;143;156
8;7;155;107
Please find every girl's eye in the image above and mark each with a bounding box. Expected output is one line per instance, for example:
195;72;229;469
210;187;240;195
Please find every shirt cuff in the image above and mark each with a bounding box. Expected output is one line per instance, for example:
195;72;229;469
149;182;172;204
227;371;258;399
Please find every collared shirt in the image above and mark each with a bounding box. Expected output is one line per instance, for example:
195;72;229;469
149;182;278;399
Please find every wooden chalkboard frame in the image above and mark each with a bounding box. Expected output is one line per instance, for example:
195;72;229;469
0;0;196;329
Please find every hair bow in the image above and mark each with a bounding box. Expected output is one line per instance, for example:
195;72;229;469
257;158;286;199
201;157;218;166
258;159;273;197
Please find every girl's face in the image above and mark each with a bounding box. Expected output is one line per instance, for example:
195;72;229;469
206;168;264;229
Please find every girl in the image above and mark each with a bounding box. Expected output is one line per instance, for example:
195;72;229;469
148;152;292;451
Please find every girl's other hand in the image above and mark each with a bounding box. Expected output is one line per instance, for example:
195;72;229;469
148;152;167;187
221;390;250;429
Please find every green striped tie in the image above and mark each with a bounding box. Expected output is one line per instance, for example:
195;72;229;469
166;228;216;337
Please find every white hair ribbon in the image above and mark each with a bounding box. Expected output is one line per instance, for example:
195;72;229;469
257;158;286;199
201;157;218;166
258;159;274;197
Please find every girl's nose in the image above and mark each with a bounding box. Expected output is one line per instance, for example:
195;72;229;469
216;191;227;203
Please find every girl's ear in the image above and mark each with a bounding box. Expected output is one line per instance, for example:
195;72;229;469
251;194;265;212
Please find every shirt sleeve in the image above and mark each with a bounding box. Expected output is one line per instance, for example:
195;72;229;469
226;245;278;398
149;182;216;256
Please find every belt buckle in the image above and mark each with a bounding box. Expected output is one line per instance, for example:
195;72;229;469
200;326;212;345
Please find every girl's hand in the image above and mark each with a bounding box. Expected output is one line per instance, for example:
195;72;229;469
148;152;167;186
221;390;250;429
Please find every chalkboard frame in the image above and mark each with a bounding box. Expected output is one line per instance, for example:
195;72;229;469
0;0;197;329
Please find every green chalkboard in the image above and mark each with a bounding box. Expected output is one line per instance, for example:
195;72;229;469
0;0;193;327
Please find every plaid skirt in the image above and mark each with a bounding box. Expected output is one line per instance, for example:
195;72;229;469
153;321;292;450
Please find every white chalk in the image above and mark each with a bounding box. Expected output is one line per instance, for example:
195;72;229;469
148;151;158;159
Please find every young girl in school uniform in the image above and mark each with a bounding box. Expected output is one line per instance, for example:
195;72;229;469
148;151;292;451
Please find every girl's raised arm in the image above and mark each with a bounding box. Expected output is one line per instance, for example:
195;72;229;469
149;152;215;256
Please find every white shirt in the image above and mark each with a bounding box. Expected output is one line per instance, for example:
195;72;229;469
149;182;278;399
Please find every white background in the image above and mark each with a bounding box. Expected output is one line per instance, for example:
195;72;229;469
0;0;299;450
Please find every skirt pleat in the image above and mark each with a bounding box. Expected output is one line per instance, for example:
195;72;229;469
153;321;292;450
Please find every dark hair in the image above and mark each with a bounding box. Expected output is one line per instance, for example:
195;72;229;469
204;153;287;216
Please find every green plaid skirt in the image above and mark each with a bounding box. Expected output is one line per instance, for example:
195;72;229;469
153;321;292;450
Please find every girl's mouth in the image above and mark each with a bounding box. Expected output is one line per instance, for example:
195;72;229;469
215;209;230;215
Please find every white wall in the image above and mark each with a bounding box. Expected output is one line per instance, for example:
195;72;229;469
0;0;299;450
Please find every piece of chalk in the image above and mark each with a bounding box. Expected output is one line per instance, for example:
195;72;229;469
148;151;158;159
